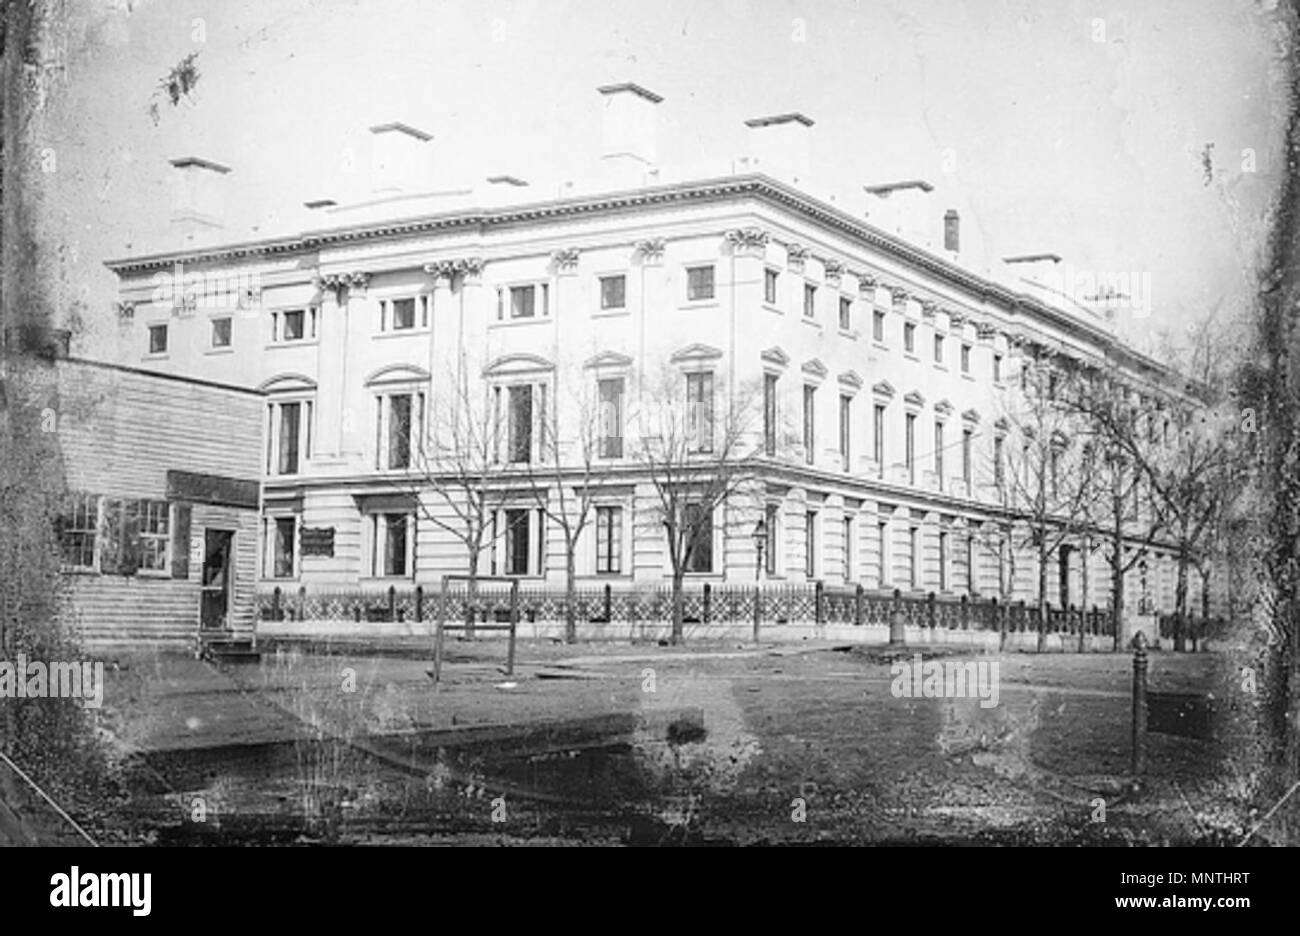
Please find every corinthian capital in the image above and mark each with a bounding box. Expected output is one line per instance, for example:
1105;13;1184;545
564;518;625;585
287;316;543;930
724;227;769;256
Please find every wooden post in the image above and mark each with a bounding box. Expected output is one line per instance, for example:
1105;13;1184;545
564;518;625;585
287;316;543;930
703;582;712;625
298;586;306;622
432;576;449;685
415;585;424;623
814;580;824;625
506;580;518;676
272;586;282;622
854;584;864;626
603;582;612;623
388;585;397;622
1131;631;1148;777
753;585;762;646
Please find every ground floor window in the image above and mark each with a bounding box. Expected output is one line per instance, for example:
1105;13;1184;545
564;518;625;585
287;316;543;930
369;512;414;578
269;515;296;579
59;492;99;570
683;502;713;574
595;505;622;574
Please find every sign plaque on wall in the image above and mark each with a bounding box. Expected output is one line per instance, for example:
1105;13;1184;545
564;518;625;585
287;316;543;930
300;526;335;558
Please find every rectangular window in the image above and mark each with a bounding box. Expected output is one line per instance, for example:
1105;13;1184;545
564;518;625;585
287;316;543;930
763;373;778;456
385;514;408;577
839;394;852;470
599;275;626;311
684;502;713;573
509;285;536;319
148;324;168;355
686;372;714;453
873;404;885;470
909;527;920;590
392;297;416;330
961;343;971;373
962;428;973;484
843;516;854;583
388;393;412;469
764;268;779;304
873;309;886;342
994;436;1005;489
211;317;232;348
878;521;889;586
967;537;978;594
993;353;1003;383
939;531;949;592
905;413;916;483
805;511;817;578
598;378;624;458
283;309;305;341
138;500;170;573
508;385;534;463
687;265;715;301
803;384;816;465
595;506;622;574
59;493;98;570
803;283;817;319
505;509;530;576
273;516;296;579
765;503;779;575
838;296;852;331
934;334;944;364
904;322;916;353
934;421;944;490
278;402;301;475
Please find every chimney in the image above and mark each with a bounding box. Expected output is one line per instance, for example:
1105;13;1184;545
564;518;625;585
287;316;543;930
168;156;231;240
864;180;934;247
597;83;662;185
369;122;432;195
744;113;814;182
944;210;960;254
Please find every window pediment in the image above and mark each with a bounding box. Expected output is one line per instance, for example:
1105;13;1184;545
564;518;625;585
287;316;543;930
365;364;431;387
482;353;555;378
838;370;863;391
260;373;317;394
760;346;791;368
802;358;828;380
872;380;896;399
904;390;925;409
670;343;723;365
584;351;633;371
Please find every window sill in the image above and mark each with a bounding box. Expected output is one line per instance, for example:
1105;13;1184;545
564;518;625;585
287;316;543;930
592;308;630;319
872;340;889;352
205;346;235;356
489;316;549;329
374;327;430;339
934;363;949;373
137;569;171;580
680;300;719;310
800;317;822;330
266;339;319;350
903;352;919;363
142;353;169;362
762;303;783;314
838;328;858;340
961;372;975;382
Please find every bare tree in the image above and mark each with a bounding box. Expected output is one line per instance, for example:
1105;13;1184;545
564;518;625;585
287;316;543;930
631;366;763;644
996;350;1099;650
517;374;618;643
396;358;513;633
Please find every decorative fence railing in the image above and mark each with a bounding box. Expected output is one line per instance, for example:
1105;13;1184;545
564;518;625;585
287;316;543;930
257;581;1116;637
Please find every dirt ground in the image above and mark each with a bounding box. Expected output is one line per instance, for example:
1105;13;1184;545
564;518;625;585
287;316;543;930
85;638;1271;845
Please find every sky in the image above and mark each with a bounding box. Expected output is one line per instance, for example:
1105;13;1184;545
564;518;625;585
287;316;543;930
31;0;1292;359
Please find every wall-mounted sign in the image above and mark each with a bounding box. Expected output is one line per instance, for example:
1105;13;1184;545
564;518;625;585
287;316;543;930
166;470;260;510
300;526;335;558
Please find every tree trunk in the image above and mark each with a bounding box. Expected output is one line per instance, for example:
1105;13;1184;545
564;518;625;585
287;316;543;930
564;549;577;644
466;550;479;639
1111;500;1124;651
1037;532;1049;652
1174;551;1189;652
1079;535;1091;653
671;571;685;645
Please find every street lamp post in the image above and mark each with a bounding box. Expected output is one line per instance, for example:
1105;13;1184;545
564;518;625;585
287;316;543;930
752;519;767;582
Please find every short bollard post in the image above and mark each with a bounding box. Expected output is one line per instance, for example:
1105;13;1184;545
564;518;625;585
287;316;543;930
1131;631;1148;778
889;588;906;646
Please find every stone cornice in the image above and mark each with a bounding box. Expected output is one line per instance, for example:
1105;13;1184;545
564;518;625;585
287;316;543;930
102;172;1182;395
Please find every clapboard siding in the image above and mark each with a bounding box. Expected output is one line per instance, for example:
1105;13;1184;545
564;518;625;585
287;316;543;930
55;360;264;648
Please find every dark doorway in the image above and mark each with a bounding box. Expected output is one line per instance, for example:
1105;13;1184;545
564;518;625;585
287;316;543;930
201;529;234;630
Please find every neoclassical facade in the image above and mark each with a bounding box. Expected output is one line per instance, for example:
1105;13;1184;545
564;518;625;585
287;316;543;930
105;101;1206;618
